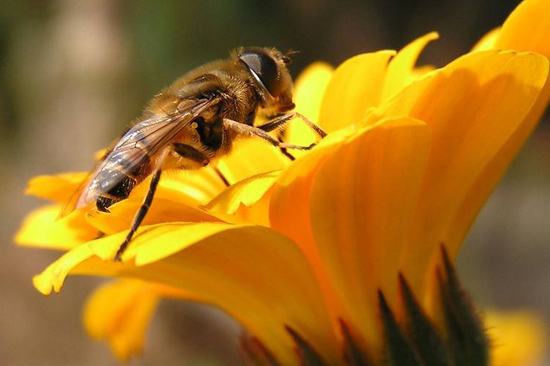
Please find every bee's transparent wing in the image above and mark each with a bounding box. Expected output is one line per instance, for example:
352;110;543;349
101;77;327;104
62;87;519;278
63;98;217;214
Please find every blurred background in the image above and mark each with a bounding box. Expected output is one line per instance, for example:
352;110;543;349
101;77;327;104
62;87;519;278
1;0;548;365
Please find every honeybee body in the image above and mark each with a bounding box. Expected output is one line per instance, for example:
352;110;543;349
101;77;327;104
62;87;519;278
85;61;253;211
69;47;324;260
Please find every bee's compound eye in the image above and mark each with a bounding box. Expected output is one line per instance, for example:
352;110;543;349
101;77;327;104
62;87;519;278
239;51;282;97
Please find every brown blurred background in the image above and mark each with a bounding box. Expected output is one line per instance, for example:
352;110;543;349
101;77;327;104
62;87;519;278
1;0;548;365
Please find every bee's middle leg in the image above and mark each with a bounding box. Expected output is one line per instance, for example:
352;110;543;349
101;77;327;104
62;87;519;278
114;148;170;262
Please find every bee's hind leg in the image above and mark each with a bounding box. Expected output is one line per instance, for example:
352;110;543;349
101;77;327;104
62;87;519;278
114;148;170;262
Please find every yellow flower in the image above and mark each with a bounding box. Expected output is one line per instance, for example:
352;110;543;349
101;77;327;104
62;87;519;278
16;0;550;363
487;310;548;366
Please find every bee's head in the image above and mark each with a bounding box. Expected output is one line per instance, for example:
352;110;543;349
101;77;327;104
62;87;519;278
238;47;295;114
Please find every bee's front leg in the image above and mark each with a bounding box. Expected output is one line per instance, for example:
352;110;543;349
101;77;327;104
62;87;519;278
257;112;327;138
223;118;317;151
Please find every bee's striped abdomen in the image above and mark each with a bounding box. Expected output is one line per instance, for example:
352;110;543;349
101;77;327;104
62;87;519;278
96;175;136;212
95;157;152;212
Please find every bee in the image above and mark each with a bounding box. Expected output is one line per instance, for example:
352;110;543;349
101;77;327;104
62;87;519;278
68;47;326;261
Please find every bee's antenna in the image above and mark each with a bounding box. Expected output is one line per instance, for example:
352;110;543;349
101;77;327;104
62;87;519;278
283;49;300;64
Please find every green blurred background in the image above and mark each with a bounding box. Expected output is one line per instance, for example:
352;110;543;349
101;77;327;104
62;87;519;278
1;0;548;365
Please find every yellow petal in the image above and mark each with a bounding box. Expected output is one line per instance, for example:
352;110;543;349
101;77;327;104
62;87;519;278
441;52;550;260
487;310;548;366
495;0;550;58
84;279;162;360
471;27;501;52
268;123;391;329
308;117;431;355
34;223;338;365
25;172;88;202
132;168;227;205
269;128;352;263
381;32;439;101
15;204;98;250
294;62;334;124
216;138;289;185
494;0;550;144
375;50;549;292
286;62;334;148
204;170;280;226
33;244;108;294
86;197;221;235
319;50;395;132
450;1;550;266
408;65;436;85
270;151;327;261
433;1;550;297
